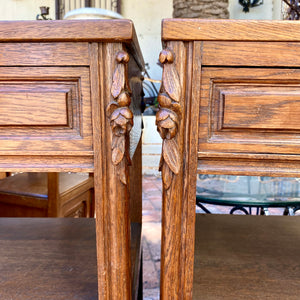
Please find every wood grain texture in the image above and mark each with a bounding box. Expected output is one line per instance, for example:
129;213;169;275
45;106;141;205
159;43;184;300
197;156;300;177
198;68;300;163
0;172;94;218
202;41;300;67
0;80;79;128
193;214;300;299
47;172;60;217
156;49;182;191
106;50;133;185
162;19;300;41
129;138;142;224
0;155;94;172
0;92;68;126
0;218;98;300
158;41;200;300
91;42;140;300
160;19;300;300
88;42;108;299
126;25;145;71
0;20;144;299
222;92;300;130
0;67;92;155
0;43;89;66
210;83;300;131
179;41;202;300
0;20;134;42
103;44;131;300
0;20;144;72
0;219;141;300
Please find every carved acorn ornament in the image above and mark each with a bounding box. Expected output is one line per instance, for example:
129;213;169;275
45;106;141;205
106;50;133;185
159;49;174;64
156;49;182;190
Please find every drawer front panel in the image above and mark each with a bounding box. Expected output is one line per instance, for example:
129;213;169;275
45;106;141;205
0;43;89;66
0;88;68;126
0;67;93;154
220;86;300;130
202;41;300;67
199;67;300;157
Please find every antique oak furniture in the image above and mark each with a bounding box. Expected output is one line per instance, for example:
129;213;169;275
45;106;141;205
157;19;300;299
0;19;143;299
0;172;94;217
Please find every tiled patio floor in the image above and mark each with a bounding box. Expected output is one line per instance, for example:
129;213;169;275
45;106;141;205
142;175;161;300
141;175;286;299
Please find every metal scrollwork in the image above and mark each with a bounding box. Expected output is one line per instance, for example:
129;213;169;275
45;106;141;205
106;50;133;185
156;49;182;190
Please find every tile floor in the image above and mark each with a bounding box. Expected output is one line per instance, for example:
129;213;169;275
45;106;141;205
142;175;162;300
141;175;287;299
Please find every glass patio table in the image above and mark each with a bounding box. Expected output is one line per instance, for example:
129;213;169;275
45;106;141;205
196;175;300;215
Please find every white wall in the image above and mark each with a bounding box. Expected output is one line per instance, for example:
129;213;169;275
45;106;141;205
229;0;283;20
229;0;274;19
273;0;284;19
122;0;173;86
123;0;282;85
121;0;172;175
0;0;55;20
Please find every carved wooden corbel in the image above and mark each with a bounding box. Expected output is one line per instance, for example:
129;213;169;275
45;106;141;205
156;49;182;190
106;50;133;185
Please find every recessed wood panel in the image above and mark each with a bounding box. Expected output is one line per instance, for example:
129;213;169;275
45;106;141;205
222;88;300;130
198;67;300;158
0;81;75;129
0;67;93;154
0;92;68;126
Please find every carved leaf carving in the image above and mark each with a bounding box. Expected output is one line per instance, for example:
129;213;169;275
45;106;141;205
111;63;125;99
118;159;127;185
157;48;182;191
163;63;181;103
125;143;132;166
162;162;172;190
163;139;180;175
112;135;125;165
107;50;133;185
106;101;119;117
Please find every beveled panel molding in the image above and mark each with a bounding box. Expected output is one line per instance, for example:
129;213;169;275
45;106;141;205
0;91;68;126
0;80;80;134
213;83;300;131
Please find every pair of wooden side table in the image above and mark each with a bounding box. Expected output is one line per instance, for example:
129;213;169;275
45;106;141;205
1;18;300;299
